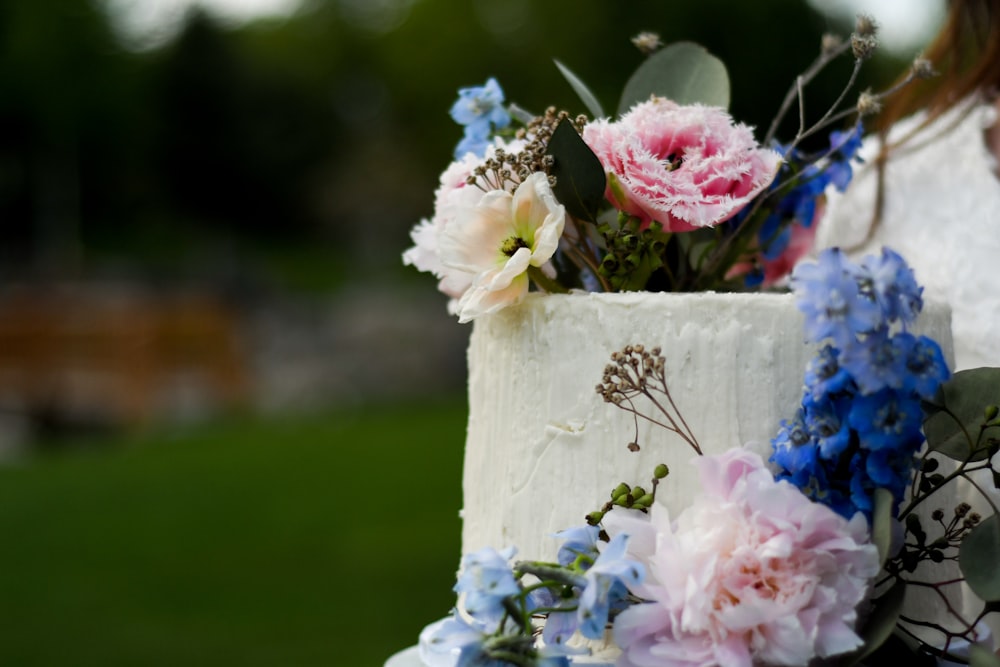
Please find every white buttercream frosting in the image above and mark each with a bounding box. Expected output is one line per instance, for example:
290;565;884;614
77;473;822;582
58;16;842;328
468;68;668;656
461;291;954;564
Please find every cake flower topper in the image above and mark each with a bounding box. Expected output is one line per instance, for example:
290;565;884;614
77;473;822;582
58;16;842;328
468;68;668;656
413;248;1000;667
404;15;936;322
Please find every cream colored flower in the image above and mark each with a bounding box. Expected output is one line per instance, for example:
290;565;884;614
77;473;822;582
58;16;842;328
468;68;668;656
439;172;566;323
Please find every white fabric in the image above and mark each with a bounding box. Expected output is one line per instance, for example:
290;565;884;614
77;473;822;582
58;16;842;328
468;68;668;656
816;98;1000;371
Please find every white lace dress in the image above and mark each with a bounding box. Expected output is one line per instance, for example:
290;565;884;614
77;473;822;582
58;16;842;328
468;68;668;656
816;99;1000;371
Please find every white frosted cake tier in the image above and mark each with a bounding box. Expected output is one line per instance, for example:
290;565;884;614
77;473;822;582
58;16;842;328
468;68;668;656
461;290;955;563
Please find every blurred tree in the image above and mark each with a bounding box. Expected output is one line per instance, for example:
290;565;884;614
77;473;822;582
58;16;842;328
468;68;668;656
0;0;909;288
0;0;138;275
152;10;339;240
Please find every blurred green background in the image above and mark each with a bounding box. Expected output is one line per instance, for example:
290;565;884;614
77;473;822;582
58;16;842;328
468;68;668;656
0;0;939;664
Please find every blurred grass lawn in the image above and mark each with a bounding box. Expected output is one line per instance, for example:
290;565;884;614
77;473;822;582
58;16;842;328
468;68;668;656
0;397;466;666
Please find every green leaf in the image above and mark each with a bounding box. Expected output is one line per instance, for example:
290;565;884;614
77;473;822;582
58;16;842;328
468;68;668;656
970;644;1000;667
545;118;607;223
846;579;906;666
960;513;1000;601
617;41;730;116
554;60;605;120
923;368;1000;462
872;487;895;568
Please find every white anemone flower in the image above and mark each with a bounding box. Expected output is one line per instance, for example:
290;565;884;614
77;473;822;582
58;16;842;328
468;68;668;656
439;171;566;323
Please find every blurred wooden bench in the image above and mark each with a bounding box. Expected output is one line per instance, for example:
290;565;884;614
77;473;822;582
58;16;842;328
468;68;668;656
0;284;250;427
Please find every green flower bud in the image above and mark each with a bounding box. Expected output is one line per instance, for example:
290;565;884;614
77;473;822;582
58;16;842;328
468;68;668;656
586;511;604;526
654;463;669;479
633;493;654;508
611;483;630;501
631;486;646;500
986;405;999;422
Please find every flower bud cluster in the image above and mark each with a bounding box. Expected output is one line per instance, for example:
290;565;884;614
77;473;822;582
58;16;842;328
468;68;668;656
596;220;669;291
516;106;588;180
596;344;664;406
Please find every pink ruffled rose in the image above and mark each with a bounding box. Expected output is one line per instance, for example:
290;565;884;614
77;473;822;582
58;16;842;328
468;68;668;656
607;448;879;667
582;98;781;232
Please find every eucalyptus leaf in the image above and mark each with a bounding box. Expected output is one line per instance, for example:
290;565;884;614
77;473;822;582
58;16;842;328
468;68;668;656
960;513;1000;602
872;488;895;568
846;579;906;666
554;60;605;120
545;118;607;223
923;368;1000;462
970;644;1000;667
617;41;730;116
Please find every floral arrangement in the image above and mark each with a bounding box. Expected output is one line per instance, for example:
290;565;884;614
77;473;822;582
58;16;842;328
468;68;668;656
414;248;1000;667
398;13;1000;667
403;17;933;323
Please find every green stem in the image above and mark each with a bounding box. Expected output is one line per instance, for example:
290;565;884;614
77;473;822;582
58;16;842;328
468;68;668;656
514;562;586;589
528;265;569;294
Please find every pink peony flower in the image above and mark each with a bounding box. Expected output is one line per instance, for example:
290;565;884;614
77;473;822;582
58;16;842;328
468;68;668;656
606;448;879;667
582;98;781;232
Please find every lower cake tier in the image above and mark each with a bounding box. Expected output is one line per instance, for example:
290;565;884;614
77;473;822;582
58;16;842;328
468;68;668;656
461;291;955;564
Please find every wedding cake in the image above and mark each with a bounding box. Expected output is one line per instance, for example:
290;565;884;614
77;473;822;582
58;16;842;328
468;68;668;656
393;23;992;665
384;290;958;667
464;291;819;561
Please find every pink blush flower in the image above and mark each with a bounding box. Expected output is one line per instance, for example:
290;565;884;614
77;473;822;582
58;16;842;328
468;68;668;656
403;139;526;304
612;449;879;667
438;172;566;323
582;98;781;232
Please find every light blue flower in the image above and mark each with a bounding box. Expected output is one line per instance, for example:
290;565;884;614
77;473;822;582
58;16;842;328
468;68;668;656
577;533;644;639
858;248;923;326
418;615;488;667
454;126;493;159
554;525;600;569
839;330;908;395
454;546;521;624
791;248;880;347
450;78;510;138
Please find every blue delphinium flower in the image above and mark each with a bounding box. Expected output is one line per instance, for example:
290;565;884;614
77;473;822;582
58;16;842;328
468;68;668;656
898;333;951;401
825;122;864;191
454;546;521;623
420;612;573;667
577;533;644;639
803;394;852;460
804;345;853;401
450;78;511;158
859;248;923;326
455;127;493;160
791;248;880;347
848;389;924;452
838;330;908;395
774;247;950;520
450;78;510;129
553;524;600;569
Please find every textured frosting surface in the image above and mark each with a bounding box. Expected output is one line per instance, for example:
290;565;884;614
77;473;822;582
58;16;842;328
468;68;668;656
462;291;954;564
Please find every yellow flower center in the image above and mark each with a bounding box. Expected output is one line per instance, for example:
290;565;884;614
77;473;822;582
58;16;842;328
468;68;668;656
501;236;529;257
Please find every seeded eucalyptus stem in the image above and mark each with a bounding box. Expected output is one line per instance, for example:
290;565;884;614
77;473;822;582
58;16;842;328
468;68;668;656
764;36;853;145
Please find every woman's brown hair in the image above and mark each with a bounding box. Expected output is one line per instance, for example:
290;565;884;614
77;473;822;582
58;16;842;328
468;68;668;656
860;0;1000;242
877;0;1000;131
